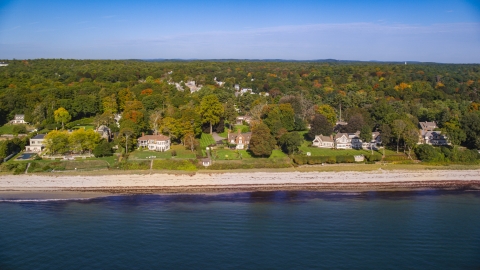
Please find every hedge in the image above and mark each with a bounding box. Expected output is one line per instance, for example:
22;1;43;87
293;155;357;165
206;159;291;170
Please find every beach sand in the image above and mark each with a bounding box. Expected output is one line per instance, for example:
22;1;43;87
1;169;479;194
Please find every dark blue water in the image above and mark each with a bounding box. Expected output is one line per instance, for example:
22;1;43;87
1;191;480;269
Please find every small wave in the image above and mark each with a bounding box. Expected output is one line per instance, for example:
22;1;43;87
0;198;95;203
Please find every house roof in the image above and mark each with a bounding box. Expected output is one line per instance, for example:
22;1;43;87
228;131;252;142
314;135;334;143
137;134;169;141
419;121;437;131
32;134;46;140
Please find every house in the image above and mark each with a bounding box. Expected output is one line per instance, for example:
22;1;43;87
312;135;335;148
228;130;252;150
25;134;46;152
137;134;171;152
418;121;449;146
419;121;438;131
95;125;111;140
185;81;202;93
10;114;27;124
0;62;8;67
235;116;252;125
335;133;351;149
420;130;449;146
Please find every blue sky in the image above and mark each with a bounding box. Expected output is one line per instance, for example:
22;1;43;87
1;0;479;63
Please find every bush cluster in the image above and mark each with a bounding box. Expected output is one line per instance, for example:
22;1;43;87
415;144;480;164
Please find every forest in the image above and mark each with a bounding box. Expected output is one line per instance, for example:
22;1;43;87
0;59;479;164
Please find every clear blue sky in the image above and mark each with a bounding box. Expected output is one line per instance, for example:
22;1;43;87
1;0;479;63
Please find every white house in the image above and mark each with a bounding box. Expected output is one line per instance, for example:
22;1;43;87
25;134;46;152
10;114;27;124
137;134;171;152
420;131;449;146
312;135;335;148
0;62;8;67
335;133;354;149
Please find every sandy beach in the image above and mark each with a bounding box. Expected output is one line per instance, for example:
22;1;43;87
1;169;479;193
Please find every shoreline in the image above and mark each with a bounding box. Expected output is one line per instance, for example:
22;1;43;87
1;169;479;195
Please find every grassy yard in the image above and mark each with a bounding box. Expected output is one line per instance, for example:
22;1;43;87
171;144;197;159
0;125;16;134
71;125;95;130
130;149;172;159
129;145;197;160
210;148;287;160
200;133;216;148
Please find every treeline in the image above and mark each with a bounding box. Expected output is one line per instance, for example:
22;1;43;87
1;59;480;152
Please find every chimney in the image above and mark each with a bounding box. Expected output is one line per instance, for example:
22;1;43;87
142;132;144;137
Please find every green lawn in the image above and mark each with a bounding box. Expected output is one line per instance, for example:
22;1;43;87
0;125;15;134
218;127;229;138
71;125;95;130
210;148;287;160
200;133;216;148
234;124;249;132
130;149;172;159
171;144;197;159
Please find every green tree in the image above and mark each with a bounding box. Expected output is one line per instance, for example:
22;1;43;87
93;139;113;157
392;119;407;153
359;125;372;154
316;104;337;126
54;107;71;129
199;94;224;134
443;121;466;148
308;114;333;140
279;132;303;154
249;123;276;157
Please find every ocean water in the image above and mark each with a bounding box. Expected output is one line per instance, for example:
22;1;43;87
1;190;480;269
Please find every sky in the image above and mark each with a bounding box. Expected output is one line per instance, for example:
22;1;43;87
0;0;479;63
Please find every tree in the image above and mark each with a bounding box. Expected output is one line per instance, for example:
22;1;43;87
120;128;134;155
149;110;163;135
392;119;407;153
44;130;70;155
359;125;372;154
93;139;113;157
343;113;364;133
460;112;480;149
443;121;466;148
249;123;276;157
403;125;419;159
102;94;118;115
223;100;237;129
54;107;71;129
308;114;333;140
279;132;303;154
199;94;224;134
316;104;337;126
